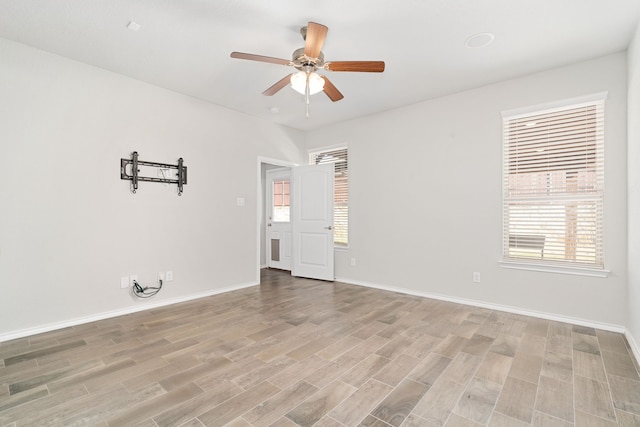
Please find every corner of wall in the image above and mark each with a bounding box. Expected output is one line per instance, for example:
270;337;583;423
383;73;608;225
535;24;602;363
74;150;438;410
627;20;640;362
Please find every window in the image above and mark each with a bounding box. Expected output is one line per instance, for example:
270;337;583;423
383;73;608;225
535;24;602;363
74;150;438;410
309;147;348;246
502;94;605;271
272;179;290;222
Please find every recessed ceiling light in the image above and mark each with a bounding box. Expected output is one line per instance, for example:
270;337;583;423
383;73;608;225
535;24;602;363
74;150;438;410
465;32;495;48
127;21;141;32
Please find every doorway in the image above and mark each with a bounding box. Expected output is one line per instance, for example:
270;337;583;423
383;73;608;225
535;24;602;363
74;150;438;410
257;158;335;282
265;168;292;271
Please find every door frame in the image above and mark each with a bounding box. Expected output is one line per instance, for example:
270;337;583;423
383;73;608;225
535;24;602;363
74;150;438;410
256;157;297;284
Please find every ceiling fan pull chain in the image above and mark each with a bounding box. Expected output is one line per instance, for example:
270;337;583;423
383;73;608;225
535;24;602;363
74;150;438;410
305;71;311;118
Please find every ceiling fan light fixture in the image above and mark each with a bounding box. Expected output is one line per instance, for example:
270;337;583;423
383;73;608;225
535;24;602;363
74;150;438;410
290;71;325;95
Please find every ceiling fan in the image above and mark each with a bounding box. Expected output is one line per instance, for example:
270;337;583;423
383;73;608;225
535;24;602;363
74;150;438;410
230;22;385;117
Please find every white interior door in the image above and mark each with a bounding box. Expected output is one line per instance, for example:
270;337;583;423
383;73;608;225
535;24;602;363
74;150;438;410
291;164;334;281
266;168;292;270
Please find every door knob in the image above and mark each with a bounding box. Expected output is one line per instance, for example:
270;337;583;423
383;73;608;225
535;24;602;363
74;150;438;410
268;223;272;227
324;225;333;230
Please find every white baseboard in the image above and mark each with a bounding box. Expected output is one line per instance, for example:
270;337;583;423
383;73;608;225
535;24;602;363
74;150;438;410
0;281;259;343
335;276;626;334
625;329;640;368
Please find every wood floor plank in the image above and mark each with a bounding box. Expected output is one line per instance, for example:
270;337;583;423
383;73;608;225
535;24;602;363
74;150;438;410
573;332;602;355
540;350;573;383
516;334;547;357
286;337;336;361
285;380;356;427
534;376;574;422
596;330;630;355
242;380;318;427
34;383;157;426
402;334;440;359
488;411;531;427
440;352;482;386
413;378;466;426
432;335;469;359
197;381;280;426
508;351;543;384
575;410;618;426
316;335;364;361
615;409;640;425
107;382;203;427
0;385;49;414
601;349;640;381
153;379;244;427
370;378;429;427
531;411;573;426
608;375;640;414
445;413;484;426
3;340;86;366
373;354;422;387
461;334;495;357
493;377;537;423
407;352;452;387
328;379;393;426
574;349;608;382
475;351;513;385
489;334;520;358
233;355;297;390
268;355;330;390
546;323;573;356
194;356;265;391
341;354;391;388
453;376;502;424
574;374;616;422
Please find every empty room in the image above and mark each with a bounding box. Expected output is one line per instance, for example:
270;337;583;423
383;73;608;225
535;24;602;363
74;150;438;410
2;0;640;426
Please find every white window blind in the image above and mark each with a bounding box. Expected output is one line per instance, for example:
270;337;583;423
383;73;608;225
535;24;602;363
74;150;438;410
502;97;605;269
309;148;348;246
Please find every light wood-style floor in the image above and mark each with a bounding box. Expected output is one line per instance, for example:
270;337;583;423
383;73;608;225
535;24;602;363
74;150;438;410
1;269;640;426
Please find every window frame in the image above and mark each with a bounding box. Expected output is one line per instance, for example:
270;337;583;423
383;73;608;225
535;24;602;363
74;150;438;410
500;93;609;277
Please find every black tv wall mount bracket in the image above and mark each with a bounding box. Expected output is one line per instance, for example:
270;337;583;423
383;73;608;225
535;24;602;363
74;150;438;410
120;151;187;196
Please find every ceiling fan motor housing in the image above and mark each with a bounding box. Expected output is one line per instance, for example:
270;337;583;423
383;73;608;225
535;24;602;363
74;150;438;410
292;47;324;70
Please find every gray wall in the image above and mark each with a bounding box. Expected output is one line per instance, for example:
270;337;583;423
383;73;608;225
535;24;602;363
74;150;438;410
0;38;306;338
306;53;629;328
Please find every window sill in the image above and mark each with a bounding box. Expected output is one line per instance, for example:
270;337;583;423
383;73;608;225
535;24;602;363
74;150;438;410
499;260;610;278
334;245;349;252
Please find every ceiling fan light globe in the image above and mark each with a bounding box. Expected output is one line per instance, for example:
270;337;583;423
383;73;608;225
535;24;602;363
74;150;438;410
290;72;307;94
290;71;325;95
308;72;325;95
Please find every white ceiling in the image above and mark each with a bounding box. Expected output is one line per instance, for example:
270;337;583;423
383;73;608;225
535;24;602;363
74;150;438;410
1;0;639;131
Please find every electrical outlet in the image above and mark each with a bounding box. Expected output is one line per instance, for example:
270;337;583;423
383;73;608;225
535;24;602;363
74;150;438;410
473;272;481;283
165;271;173;281
120;276;130;289
350;258;356;266
130;274;138;285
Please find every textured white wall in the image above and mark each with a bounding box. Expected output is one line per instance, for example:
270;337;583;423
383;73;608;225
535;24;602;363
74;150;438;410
628;24;640;351
0;38;305;338
307;53;629;327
